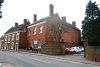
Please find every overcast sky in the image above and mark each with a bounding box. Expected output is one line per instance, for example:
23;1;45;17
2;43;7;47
0;0;100;36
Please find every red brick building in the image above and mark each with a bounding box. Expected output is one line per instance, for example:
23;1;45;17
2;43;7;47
27;4;81;49
4;19;30;51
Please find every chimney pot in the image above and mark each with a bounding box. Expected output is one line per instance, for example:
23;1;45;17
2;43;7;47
62;16;66;22
72;21;76;27
34;14;37;22
15;23;18;27
49;4;54;16
24;19;27;24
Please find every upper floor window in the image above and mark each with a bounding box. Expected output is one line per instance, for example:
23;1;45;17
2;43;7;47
5;35;7;41
16;33;19;40
39;25;43;33
8;35;11;41
12;34;14;40
33;26;36;35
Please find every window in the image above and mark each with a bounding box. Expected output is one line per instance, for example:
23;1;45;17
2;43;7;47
5;35;7;41
16;33;19;40
33;27;36;35
39;25;43;33
12;34;14;40
8;35;10;41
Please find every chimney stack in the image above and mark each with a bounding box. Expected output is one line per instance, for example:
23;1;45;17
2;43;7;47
62;16;66;22
24;19;27;24
72;21;76;27
33;14;37;22
49;4;54;16
15;23;18;27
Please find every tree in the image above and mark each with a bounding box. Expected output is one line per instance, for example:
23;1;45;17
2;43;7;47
0;0;4;18
82;0;100;46
46;15;66;47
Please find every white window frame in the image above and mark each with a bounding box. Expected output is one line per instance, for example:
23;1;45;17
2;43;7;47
33;27;36;35
16;33;19;40
39;25;43;33
8;35;10;41
5;35;7;41
12;34;14;41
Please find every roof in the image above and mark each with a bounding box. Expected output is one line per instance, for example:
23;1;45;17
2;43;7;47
31;13;80;31
64;22;80;31
5;24;24;34
32;13;59;24
5;22;30;34
0;36;4;40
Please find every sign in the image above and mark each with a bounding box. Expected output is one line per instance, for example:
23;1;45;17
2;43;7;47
34;40;37;44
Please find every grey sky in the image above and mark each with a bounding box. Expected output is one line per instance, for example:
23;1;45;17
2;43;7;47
0;0;100;36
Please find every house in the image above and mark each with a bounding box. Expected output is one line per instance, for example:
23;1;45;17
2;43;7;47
0;36;4;49
27;4;81;49
4;19;30;51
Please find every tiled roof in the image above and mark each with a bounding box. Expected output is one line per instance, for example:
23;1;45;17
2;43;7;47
31;13;80;31
63;22;79;31
5;24;26;34
33;13;59;24
5;20;30;34
0;36;4;40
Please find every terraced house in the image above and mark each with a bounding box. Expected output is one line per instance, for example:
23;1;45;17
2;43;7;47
4;19;30;51
27;4;81;49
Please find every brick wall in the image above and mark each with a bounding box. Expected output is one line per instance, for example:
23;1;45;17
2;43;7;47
85;46;100;62
62;28;81;46
19;32;27;48
27;22;47;48
27;23;81;48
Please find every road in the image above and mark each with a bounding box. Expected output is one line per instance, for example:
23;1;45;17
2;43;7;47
0;50;99;67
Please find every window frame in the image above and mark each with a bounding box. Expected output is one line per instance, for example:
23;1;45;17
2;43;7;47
39;25;43;34
33;26;36;35
16;33;19;40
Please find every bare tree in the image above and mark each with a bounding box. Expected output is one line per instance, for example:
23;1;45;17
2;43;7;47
46;15;66;47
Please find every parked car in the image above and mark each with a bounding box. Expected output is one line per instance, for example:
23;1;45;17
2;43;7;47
64;48;75;54
79;47;84;52
70;47;81;53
